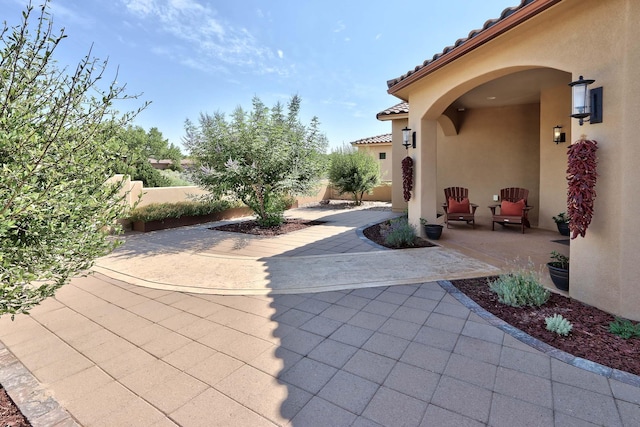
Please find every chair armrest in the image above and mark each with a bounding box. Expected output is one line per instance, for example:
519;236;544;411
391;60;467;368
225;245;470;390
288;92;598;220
442;202;449;214
488;204;499;215
470;203;479;214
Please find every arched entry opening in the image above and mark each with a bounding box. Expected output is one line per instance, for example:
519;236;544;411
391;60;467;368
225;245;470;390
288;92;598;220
414;67;572;231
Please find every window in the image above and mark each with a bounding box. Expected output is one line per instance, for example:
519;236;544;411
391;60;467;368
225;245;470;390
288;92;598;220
379;152;386;160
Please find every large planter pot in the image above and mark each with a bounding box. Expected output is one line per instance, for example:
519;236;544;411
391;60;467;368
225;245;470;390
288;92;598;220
556;222;570;236
547;262;569;291
423;224;443;240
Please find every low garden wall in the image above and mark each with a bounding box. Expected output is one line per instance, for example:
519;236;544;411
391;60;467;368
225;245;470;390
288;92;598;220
110;175;392;231
112;175;392;208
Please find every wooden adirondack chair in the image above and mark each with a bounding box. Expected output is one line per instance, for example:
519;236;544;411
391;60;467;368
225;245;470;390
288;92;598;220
489;187;532;233
442;187;478;228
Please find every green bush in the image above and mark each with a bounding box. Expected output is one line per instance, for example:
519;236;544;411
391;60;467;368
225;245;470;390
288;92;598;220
381;217;417;248
489;267;550;307
129;200;237;222
545;314;573;336
609;317;640;339
328;146;381;206
131;159;173;187
158;169;196;186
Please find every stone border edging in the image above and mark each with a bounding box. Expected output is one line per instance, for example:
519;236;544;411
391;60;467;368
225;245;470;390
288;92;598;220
438;279;640;388
0;342;79;427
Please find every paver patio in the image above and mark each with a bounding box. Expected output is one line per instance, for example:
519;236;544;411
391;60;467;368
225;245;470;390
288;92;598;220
0;204;638;426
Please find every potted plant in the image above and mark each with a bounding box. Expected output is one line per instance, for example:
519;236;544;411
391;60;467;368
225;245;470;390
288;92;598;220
420;218;443;240
552;212;570;236
547;251;569;291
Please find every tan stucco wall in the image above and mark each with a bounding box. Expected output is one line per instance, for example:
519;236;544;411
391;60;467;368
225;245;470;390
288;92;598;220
391;119;409;212
138;186;211;207
437;104;541;226
393;0;640;320
329;183;391;203
355;144;392;181
539;83;572;231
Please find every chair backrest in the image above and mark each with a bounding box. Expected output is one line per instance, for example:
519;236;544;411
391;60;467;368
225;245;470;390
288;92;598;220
444;187;469;202
500;187;529;205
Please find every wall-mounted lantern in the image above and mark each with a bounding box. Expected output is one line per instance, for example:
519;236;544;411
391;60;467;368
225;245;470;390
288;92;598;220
402;127;416;149
569;75;603;125
553;125;566;144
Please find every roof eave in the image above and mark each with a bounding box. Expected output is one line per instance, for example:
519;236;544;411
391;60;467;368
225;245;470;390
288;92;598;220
376;112;409;121
387;0;561;97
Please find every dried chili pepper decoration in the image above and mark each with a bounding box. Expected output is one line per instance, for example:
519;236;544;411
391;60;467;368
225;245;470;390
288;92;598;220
567;138;598;239
401;156;413;202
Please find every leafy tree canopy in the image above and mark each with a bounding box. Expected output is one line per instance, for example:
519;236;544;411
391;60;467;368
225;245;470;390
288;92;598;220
328;145;381;206
185;95;328;226
104;125;183;187
0;1;145;317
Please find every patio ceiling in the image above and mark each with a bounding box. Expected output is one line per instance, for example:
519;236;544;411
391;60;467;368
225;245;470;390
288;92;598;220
452;68;570;110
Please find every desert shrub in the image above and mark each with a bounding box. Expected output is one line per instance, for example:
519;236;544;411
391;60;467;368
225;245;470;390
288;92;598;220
545;314;573;336
129;200;237;222
609;317;640;339
381;217;417;248
489;267;549;307
185;96;327;227
328;146;381;206
158;169;196;186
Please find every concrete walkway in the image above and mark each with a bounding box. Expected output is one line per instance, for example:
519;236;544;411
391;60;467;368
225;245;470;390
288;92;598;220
0;204;638;426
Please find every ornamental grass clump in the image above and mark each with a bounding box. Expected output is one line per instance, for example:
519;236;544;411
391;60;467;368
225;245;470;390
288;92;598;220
609;317;640;339
489;265;550;307
545;314;573;336
381;216;417;248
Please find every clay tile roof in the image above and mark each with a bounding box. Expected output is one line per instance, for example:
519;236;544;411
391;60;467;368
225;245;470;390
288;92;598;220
350;133;392;145
376;102;409;119
387;0;549;91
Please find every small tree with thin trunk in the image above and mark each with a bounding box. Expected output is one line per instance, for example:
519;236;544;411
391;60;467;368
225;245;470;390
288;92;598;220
328;146;381;206
184;95;328;227
0;1;146;317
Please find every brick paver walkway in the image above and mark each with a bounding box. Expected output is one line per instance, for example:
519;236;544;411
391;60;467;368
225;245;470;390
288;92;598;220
0;204;638;426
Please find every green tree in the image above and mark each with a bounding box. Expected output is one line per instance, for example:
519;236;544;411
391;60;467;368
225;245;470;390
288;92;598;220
117;125;182;168
106;125;182;187
0;2;145;317
185;96;328;227
328;146;381;206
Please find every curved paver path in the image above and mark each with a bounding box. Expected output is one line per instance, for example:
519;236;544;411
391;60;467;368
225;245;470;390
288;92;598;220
0;204;638;426
93;205;500;295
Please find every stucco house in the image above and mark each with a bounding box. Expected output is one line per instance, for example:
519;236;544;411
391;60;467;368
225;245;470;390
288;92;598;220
350;134;393;181
382;0;640;321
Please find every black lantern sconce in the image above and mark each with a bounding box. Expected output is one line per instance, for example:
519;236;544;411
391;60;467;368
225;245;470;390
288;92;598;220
568;75;603;126
553;125;566;144
402;127;416;150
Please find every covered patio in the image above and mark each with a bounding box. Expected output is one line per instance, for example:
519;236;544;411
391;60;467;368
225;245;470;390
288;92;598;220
382;0;640;321
433;222;570;292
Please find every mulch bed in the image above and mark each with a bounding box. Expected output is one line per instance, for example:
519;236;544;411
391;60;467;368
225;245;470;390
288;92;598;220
452;277;640;377
362;220;436;249
210;219;326;236
0;386;30;426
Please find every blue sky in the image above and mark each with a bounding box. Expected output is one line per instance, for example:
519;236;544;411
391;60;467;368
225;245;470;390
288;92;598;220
5;0;517;152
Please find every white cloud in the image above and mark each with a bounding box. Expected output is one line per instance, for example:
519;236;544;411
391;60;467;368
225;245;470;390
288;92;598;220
333;21;346;33
277;50;284;59
120;0;286;75
124;0;155;15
